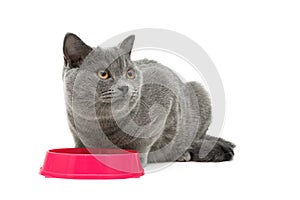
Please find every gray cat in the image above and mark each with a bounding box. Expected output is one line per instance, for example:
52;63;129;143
62;33;235;166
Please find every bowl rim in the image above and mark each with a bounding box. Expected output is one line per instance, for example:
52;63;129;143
47;148;140;157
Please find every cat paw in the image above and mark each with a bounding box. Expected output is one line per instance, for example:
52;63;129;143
194;139;235;162
218;137;236;149
176;151;192;162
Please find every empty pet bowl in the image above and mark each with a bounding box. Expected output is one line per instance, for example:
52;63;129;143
39;148;144;179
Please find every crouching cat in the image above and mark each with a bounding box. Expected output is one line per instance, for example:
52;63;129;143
62;33;235;166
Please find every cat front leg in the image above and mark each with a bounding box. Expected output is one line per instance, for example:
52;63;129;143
136;146;151;167
139;152;149;167
123;143;150;167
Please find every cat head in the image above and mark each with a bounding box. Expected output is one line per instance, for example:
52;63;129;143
63;33;142;115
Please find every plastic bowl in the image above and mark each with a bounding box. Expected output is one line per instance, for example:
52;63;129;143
40;148;144;179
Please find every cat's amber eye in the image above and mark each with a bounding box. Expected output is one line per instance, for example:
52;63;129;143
126;69;135;79
98;69;110;80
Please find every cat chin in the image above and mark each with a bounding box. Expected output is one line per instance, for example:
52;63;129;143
112;100;134;111
96;98;136;114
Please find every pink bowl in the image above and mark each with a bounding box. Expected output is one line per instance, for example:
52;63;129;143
40;148;144;179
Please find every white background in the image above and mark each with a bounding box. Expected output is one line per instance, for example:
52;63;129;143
0;0;299;199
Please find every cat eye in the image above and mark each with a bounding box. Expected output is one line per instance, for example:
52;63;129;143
126;69;135;79
98;69;110;80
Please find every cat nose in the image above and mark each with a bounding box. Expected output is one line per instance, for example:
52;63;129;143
117;86;129;96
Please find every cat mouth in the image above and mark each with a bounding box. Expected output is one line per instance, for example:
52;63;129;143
99;98;113;103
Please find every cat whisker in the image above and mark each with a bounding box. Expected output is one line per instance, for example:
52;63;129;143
100;96;114;100
101;90;116;96
100;89;113;94
101;94;115;98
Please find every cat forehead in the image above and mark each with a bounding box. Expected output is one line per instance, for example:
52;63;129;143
92;47;123;62
81;47;128;70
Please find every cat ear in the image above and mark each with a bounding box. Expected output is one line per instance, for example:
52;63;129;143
63;33;92;68
118;35;135;55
